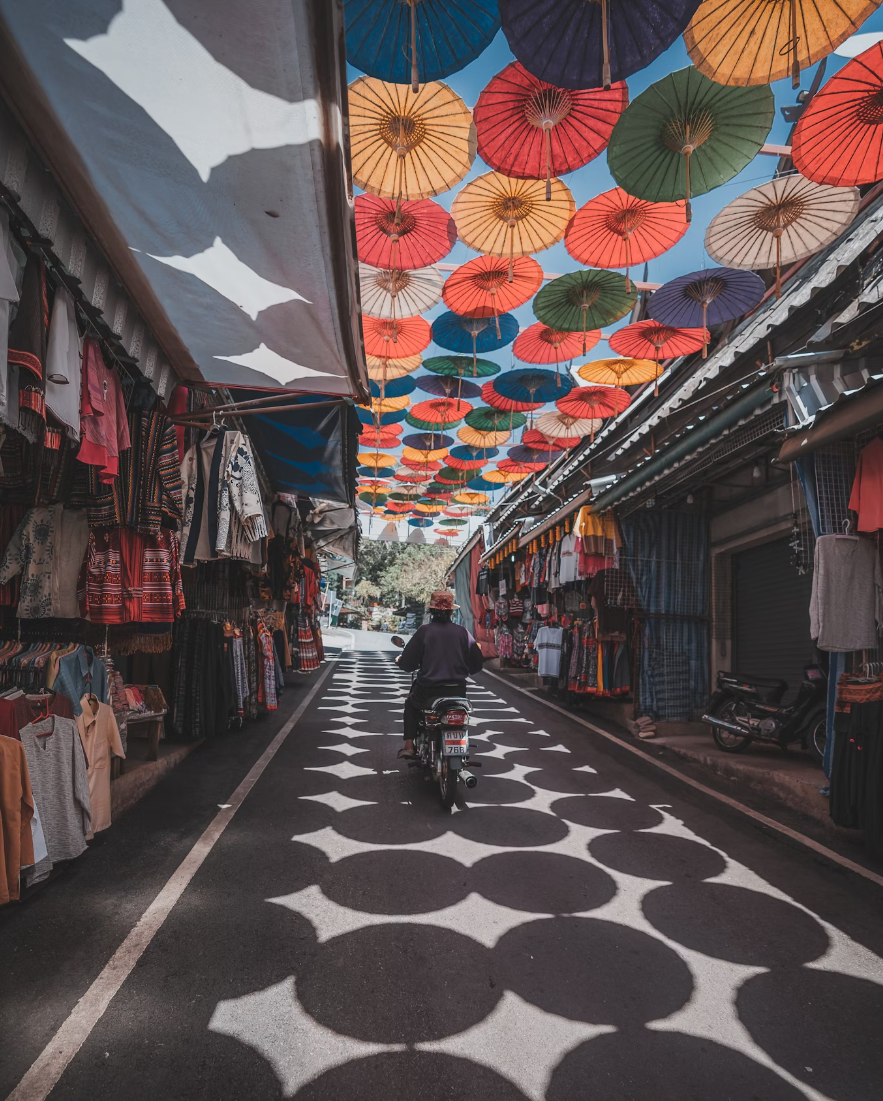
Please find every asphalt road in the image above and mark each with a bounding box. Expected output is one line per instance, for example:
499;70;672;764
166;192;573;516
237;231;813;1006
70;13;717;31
2;651;883;1101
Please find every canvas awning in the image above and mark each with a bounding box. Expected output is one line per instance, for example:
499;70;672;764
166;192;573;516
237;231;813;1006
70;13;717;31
0;0;367;400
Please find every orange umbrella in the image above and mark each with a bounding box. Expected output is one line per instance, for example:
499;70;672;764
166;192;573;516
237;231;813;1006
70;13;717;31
499;457;546;474
362;315;431;358
577;356;660;388
486;468;531;483
480;379;544;413
556;384;631;421
366;352;422;381
411;397;472;425
402;445;448;463
442;255;543;332
457;424;512;448
513;321;597;365
454;491;490;505
793;41;883;187
401;457;444;471
608;321;709;394
565;188;688;292
357;451;398;468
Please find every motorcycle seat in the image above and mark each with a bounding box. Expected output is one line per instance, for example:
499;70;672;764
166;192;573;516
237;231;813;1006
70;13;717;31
724;672;788;703
428;690;471;712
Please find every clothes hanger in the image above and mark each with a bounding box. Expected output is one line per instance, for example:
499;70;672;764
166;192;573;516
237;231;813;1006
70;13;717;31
834;518;859;541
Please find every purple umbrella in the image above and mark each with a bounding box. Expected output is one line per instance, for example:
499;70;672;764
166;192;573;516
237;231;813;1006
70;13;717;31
402;431;454;450
499;0;701;90
510;443;563;464
646;267;766;357
415;374;483;401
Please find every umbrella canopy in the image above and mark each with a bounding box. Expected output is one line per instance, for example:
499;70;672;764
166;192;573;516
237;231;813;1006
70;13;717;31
467;475;500;491
685;0;877;90
557;384;632;422
369;375;417;399
514;321;596;364
499;456;547;473
565;187;688;291
793;42;883;187
362;315;432;358
384;500;414;513
536;410;603;439
359;428;402;449
425;486;454;498
349;77;476;200
486;468;531;483
432;312;519;365
495;367;575;405
609;320;709;391
358;465;388;477
366;352;422;381
474;61;628;197
436;466;473;484
403;431;454;449
458;424;512;448
356;194;458;269
401;457;444;472
608;67;774;222
448;444;499;468
359;479;391;492
361;394;411;414
414;501;446;513
415;375;483;400
406;411;465;431
523;427;580;450
451;172;575;276
466;405;528;431
395;469;433;483
358;490;389;506
439;518;469;527
499;0;703;90
402;445;448;463
409;516;435;527
411;397;473;425
510;443;563;463
344;0;500;90
357;405;408;427
358;451;398;468
388;487;422;500
533;269;636;353
646;267;766;355
482;379;542;413
358;263;444;320
442;255;543;322
423;354;500;379
705;175;860;299
454;491;490;504
577;357;660;388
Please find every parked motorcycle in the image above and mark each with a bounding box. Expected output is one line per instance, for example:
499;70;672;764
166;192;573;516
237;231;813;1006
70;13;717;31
391;635;478;807
701;664;827;762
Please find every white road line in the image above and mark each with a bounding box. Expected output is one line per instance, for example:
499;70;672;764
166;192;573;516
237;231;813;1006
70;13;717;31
482;669;883;891
5;659;336;1101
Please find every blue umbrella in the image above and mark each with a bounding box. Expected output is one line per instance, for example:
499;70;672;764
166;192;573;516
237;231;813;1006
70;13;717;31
415;374;482;400
466;475;500;491
499;0;701;90
369;375;416;399
646;267;766;356
509;443;563;463
432;312;519;365
450;444;500;462
345;0;500;92
356;405;408;426
403;431;454;450
408;516;434;527
494;367;574;406
358;465;389;478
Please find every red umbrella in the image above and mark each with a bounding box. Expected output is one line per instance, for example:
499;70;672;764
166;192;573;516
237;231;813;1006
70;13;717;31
362;315;431;359
609;320;708;394
411;397;472;424
499;456;546;474
394;469;432;483
400;457;444;471
355;194;457;269
442;256;542;333
556;384;631;420
514;321;598;364
385;500;414;513
481;379;543;413
565;187;688;292
359;426;402;448
522;427;581;450
446;453;488;471
474;62;628;199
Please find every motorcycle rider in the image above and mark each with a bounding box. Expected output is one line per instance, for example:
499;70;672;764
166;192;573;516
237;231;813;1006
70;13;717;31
396;590;484;759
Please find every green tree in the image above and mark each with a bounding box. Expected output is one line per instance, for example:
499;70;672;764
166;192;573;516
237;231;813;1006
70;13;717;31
378;544;455;605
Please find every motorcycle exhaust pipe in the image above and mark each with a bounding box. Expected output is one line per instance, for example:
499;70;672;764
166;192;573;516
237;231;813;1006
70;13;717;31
701;713;750;737
460;768;478;789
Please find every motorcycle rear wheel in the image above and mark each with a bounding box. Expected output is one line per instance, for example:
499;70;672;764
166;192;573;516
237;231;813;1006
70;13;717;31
711;699;752;754
804;707;827;765
439;756;458;808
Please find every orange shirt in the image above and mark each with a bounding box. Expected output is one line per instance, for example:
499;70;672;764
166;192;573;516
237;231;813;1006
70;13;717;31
0;736;35;905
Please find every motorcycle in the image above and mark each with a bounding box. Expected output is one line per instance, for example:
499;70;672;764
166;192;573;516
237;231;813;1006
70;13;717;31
701;664;827;762
390;635;478;807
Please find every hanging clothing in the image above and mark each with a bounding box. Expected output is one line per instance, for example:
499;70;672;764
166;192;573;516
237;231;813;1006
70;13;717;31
44;286;81;441
0;210;21;432
76;695;124;834
257;623;278;709
0;505;89;618
558;531;580;584
83;528;185;624
232;636;249;715
810;535;883;652
0;690;74;742
20;715;91;862
848;437;883;533
77;339;131;482
534;625;564;678
0;735;35;905
54;646;109;717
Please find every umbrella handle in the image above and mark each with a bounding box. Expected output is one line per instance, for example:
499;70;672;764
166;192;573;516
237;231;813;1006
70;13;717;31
702;300;708;359
601;0;611;90
410;0;419;94
544;126;552;201
508;224;515;283
684;146;692;223
775;232;782;300
790;0;800;89
624;234;631;294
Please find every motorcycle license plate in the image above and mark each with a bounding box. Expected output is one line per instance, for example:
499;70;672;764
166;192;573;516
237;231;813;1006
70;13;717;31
443;736;468;755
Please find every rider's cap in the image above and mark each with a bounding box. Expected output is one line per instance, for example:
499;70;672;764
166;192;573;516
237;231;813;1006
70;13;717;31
428;589;458;611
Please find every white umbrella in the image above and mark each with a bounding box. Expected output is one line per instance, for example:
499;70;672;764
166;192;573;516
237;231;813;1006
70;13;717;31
536;410;603;439
359;263;444;320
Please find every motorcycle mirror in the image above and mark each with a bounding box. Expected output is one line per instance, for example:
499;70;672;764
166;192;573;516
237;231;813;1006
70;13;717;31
390;635;405;649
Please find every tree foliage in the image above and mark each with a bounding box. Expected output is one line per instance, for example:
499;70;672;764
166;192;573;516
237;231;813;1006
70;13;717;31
357;541;455;605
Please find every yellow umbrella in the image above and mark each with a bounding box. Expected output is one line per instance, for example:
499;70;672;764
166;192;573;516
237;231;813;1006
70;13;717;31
358;393;411;415
705;175;859;298
349;77;476;201
451;171;575;279
366;353;422;381
577;357;660;387
414;501;446;514
685;0;879;90
358;451;398;468
402;445;449;463
457;425;512;448
485;468;531;484
454;491;490;505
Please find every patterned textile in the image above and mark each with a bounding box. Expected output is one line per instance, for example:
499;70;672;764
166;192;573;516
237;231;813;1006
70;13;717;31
77;340;131;482
232;636;249;715
836;674;883;713
297;613;319;672
83;528;185;624
257;623;277;709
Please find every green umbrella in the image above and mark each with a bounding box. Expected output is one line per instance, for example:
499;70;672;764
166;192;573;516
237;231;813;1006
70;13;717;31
533;269;636;354
439;518;469;527
358;490;388;505
388;488;421;501
435;465;473;484
405;412;465;431
465;405;527;432
607;66;774;223
423;355;501;379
